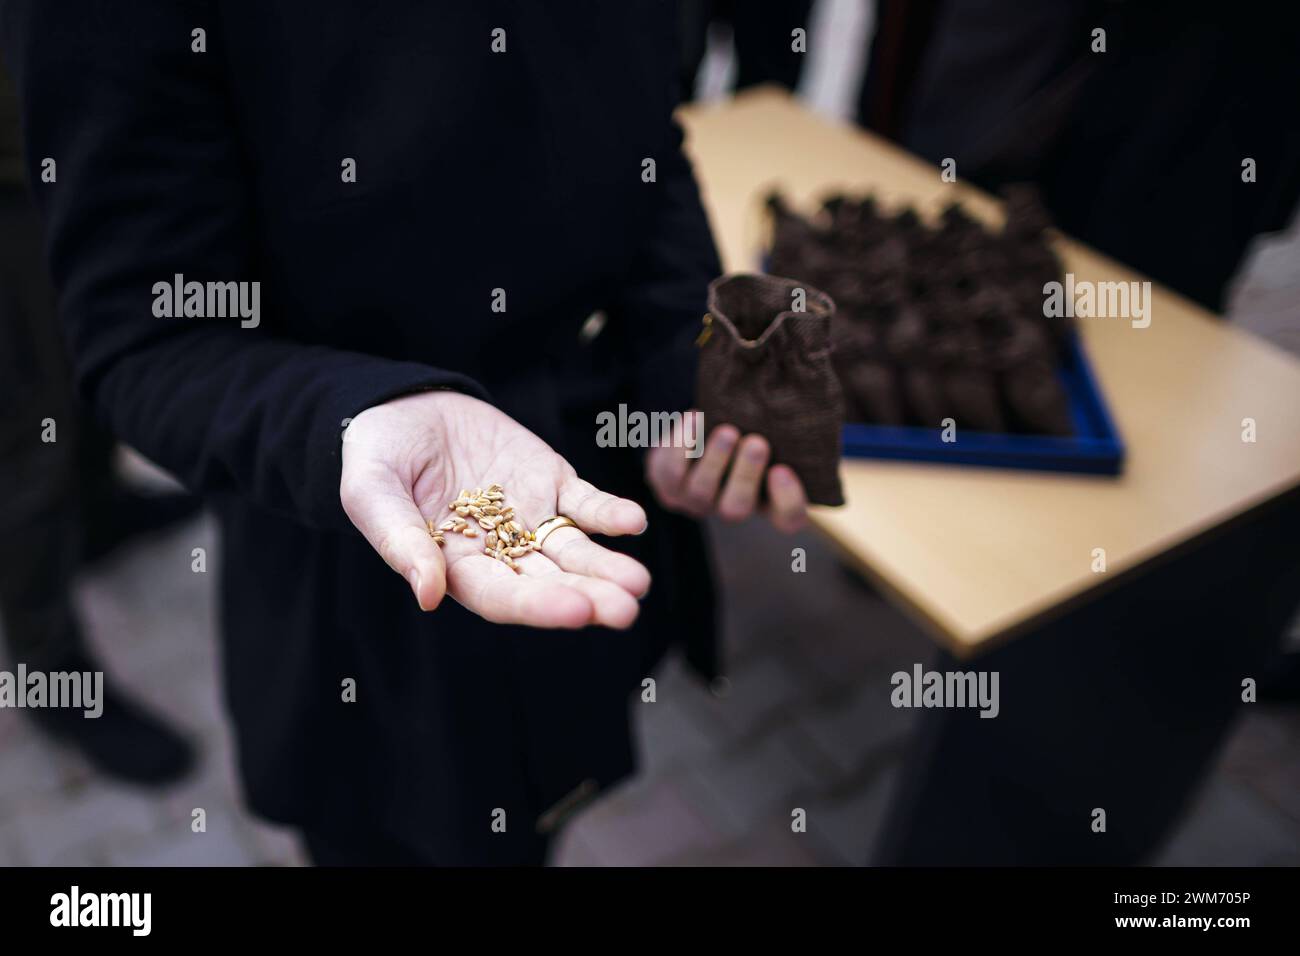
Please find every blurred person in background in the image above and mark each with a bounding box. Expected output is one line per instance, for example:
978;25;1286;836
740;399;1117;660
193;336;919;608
861;0;1300;313
678;0;814;100
0;62;197;784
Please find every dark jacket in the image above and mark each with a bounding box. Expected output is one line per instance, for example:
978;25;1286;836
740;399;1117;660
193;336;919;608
0;64;19;186
900;0;1300;312
1;0;720;863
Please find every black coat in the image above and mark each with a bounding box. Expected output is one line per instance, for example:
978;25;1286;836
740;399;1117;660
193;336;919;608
2;0;720;862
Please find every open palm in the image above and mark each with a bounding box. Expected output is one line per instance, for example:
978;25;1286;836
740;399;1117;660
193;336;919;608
341;391;649;629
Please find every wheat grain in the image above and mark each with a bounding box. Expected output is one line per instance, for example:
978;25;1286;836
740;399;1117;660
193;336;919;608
438;483;535;571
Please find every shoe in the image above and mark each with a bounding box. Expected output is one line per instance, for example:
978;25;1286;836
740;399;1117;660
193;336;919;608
27;652;197;787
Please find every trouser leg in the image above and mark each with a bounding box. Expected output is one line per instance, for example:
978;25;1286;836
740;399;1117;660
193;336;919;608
0;185;86;669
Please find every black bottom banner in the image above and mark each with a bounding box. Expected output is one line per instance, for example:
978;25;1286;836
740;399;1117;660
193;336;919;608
0;865;1290;942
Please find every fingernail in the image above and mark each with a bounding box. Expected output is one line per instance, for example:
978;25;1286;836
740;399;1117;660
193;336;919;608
634;520;648;536
408;568;422;597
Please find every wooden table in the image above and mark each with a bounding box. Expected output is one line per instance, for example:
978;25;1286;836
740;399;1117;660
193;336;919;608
679;89;1300;658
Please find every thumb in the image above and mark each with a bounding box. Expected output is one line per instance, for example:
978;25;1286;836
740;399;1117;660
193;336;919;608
340;467;448;611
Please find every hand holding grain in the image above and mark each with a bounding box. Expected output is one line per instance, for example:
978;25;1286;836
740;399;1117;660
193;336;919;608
341;391;650;629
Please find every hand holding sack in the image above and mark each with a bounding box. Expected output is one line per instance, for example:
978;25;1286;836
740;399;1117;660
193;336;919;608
696;274;845;507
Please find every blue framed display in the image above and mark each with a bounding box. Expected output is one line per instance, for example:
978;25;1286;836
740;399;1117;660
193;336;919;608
840;334;1125;476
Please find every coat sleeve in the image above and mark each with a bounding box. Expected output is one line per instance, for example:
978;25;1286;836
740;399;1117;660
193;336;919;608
0;0;488;532
612;117;723;416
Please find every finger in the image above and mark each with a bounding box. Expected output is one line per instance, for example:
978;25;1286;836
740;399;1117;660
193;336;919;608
681;424;740;515
644;412;698;505
446;554;595;628
340;465;448;611
540;526;651;597
516;556;641;630
765;464;809;533
558;476;647;536
716;434;770;523
645;443;690;508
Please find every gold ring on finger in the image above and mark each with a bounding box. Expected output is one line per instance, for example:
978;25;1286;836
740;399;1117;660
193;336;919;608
533;515;579;552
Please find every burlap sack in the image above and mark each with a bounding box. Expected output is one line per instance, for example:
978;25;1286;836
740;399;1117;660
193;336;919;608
696;274;845;506
931;320;1008;433
832;313;906;426
990;312;1074;436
